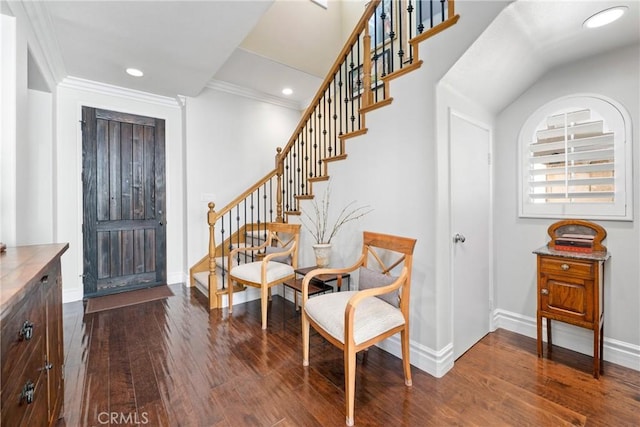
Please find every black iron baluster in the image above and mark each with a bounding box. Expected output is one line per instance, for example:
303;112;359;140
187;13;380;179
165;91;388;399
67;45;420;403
418;0;424;33
388;0;395;75
234;207;240;267
336;62;347;144
357;36;362;128
256;186;261;233
441;0;446;22
349;47;355;133
398;0;404;68
250;193;255;237
430;0;434;28
301;124;307;194
316;94;327;176
267;179;273;223
407;0;414;62
311;104;316;178
330;75;336;157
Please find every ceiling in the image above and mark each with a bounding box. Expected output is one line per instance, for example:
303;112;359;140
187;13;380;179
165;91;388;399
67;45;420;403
16;1;640;112
443;0;640;113
32;0;359;107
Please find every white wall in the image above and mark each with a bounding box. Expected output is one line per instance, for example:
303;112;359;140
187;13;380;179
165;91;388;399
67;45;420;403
293;1;508;377
1;13;17;246
494;44;640;367
56;84;184;302
2;5;58;247
20;89;53;244
184;87;302;282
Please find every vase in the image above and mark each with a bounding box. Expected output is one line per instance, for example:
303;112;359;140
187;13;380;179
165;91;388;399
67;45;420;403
312;243;332;267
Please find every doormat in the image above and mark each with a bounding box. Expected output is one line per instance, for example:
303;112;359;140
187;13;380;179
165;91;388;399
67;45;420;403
85;285;174;314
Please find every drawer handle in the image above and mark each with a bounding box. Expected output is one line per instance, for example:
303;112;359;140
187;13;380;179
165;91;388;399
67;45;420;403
541;288;549;295
561;263;570;271
20;380;35;404
19;320;34;341
40;274;49;284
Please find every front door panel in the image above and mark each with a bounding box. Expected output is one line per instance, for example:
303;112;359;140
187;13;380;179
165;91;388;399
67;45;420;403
82;107;166;297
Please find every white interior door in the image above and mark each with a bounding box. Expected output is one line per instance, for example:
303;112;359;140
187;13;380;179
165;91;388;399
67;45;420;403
450;111;491;360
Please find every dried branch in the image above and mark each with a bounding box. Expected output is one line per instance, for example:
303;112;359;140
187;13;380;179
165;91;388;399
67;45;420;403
300;185;372;244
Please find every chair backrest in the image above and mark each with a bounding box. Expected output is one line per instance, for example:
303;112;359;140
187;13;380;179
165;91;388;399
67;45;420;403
360;231;417;313
266;222;301;268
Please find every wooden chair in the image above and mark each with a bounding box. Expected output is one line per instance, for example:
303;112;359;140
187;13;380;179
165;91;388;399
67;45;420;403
301;231;417;426
228;222;300;329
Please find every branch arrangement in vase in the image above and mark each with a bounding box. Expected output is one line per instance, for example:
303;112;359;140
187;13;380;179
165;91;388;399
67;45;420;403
300;185;372;244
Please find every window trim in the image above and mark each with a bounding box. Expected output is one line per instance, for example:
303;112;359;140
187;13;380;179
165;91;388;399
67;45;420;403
518;93;633;221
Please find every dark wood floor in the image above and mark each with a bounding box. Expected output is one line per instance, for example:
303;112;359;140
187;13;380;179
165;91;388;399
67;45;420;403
59;284;639;426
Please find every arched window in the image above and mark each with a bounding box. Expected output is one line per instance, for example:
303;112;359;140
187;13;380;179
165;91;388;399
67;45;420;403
519;94;632;220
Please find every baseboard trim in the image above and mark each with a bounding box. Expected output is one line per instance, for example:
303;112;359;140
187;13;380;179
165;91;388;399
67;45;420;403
376;336;454;378
493;309;640;372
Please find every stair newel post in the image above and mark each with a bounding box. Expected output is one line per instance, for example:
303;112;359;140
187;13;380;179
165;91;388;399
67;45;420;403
362;27;373;108
275;147;284;223
207;202;218;310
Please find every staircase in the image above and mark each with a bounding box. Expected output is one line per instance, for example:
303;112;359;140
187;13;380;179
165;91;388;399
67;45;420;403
190;0;460;310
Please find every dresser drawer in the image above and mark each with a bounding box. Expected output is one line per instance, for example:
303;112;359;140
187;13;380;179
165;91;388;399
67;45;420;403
0;336;45;427
539;257;594;278
0;283;44;388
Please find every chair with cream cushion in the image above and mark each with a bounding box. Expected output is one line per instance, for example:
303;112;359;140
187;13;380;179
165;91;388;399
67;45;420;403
301;231;417;426
228;222;300;329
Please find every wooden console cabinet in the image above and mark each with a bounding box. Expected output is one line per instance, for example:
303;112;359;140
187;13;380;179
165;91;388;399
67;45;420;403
534;220;610;378
1;244;68;426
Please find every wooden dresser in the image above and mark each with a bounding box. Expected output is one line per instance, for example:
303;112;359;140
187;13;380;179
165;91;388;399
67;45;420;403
534;220;610;378
0;244;68;426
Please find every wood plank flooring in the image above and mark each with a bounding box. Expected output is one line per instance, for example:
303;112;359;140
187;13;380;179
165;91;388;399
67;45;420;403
58;284;639;426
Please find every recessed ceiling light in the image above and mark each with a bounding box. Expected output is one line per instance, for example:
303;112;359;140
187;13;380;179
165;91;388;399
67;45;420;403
126;67;144;77
583;6;627;29
282;87;293;96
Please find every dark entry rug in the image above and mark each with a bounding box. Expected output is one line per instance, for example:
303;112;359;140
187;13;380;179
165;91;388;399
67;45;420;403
85;285;174;314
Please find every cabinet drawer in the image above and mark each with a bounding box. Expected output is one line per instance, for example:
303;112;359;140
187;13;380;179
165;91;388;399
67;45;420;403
0;336;45;427
539;257;593;278
0;284;44;387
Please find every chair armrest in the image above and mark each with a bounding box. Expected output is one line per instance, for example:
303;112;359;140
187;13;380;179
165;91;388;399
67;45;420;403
300;254;366;303
261;242;296;263
228;241;269;271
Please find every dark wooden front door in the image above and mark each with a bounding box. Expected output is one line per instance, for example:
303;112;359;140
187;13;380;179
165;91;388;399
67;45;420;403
82;107;166;297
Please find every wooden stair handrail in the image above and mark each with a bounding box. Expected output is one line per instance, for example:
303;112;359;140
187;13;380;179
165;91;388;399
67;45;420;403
277;0;381;160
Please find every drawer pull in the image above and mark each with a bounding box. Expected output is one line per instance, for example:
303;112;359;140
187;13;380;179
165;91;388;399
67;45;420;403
19;320;34;341
20;380;35;404
40;274;49;284
541;288;549;295
561;263;570;271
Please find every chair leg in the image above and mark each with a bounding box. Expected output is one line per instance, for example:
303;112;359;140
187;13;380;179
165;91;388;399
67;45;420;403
302;313;310;367
344;344;356;426
401;329;412;386
261;286;269;329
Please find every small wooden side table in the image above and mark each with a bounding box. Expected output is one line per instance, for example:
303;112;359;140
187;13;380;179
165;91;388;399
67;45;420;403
534;220;610;378
283;266;351;311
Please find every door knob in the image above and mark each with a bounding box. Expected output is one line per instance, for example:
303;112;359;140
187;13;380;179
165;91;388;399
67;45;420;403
453;233;466;243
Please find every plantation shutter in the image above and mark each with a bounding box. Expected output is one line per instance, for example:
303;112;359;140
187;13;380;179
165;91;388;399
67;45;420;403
527;108;615;204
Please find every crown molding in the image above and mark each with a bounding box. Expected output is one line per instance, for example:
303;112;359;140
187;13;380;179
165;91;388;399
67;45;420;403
16;0;67;87
59;76;181;108
206;79;304;111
